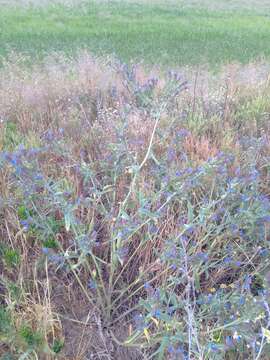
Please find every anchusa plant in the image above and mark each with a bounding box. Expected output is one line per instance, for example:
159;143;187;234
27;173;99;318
1;60;270;359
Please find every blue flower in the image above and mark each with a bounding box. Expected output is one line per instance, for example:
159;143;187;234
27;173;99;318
176;346;185;354
211;213;220;222
144;282;152;291
243;275;252;291
10;155;18;166
259;248;269;256
154;288;161;300
34;174;43;181
170;263;177;270
196;252;209;262
179;235;188;244
48;254;64;265
176;128;189;138
185;167;193;175
152;309;161;318
167;345;175;354
234;260;241;267
175;170;183;177
167;306;175;315
88;279;97;290
225;336;234;347
116;247;128;260
20;220;29;231
209;343;219;352
258;215;270;224
42;247;50;255
167;148;176;162
149;224;158;234
230;224;238;234
223;257;232;265
44;129;54;142
133;313;145;330
197;298;205;305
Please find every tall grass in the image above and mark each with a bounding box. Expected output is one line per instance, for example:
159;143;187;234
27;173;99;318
1;53;270;359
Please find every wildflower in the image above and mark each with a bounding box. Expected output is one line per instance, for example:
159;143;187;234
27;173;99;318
224;302;232;310
165;244;177;260
34;174;43;181
167;147;176;162
179;235;188;244
234;260;241;267
223;257;232;265
176;128;189;138
167;344;175;354
133;313;145;331
258;215;270;224
42;247;50;255
88;279;97;290
185;167;193;175
217;165;227;176
149;224;158;234
211;213;220;222
240;194;250;202
230;224;238;234
116;247;128;261
175;346;185;354
197;298;204;305
170;263;177;270
243;275;252;291
154;288;161;300
233;331;242;342
167;306;175;315
225;336;234;347
175;170;183;177
238;297;245;308
20;220;29;231
48;254;64;266
196;252;209;262
152;309;161;319
144;282;152;291
184;225;195;236
10;154;19;167
235;167;241;176
209;343;219;352
44;129;54;142
206;294;213;304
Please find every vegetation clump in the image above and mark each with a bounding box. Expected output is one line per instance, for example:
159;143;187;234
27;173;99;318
1;54;270;359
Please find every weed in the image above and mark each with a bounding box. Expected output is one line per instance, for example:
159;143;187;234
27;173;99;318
1;54;270;358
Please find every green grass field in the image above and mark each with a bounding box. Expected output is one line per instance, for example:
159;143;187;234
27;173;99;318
0;0;270;66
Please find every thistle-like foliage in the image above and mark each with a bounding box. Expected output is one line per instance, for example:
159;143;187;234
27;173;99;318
1;54;270;359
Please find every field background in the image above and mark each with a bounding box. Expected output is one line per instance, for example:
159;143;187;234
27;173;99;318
0;0;270;66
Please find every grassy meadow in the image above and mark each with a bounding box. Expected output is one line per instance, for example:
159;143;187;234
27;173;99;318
1;1;270;359
0;0;270;66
